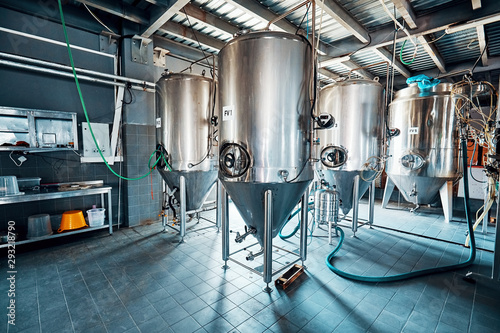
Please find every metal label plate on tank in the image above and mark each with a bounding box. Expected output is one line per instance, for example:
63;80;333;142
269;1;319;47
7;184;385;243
155;117;161;128
222;105;234;121
408;127;419;135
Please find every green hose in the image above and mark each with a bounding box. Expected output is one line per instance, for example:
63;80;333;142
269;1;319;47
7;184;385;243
279;202;314;239
57;0;171;180
400;39;416;66
326;138;476;282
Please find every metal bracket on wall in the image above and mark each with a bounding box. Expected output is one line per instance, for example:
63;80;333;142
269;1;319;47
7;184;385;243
131;36;152;65
99;33;118;54
153;47;169;68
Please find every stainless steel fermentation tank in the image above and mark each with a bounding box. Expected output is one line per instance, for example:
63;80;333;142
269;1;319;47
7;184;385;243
316;79;384;233
156;73;219;239
218;31;313;290
383;83;460;222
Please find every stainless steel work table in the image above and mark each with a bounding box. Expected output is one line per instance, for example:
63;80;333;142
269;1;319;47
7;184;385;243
0;185;113;248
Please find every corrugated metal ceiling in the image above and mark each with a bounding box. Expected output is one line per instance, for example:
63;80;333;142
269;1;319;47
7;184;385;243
58;0;500;87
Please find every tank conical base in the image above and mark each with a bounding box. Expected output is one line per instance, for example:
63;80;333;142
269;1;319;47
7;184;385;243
387;174;448;205
221;180;311;246
158;170;217;211
320;170;373;215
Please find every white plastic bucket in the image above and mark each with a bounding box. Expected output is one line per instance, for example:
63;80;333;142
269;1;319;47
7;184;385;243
86;208;105;227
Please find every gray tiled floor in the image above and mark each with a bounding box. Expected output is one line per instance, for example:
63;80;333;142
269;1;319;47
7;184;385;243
1;199;500;333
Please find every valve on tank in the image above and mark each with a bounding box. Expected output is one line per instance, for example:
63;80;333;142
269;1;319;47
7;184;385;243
235;225;257;243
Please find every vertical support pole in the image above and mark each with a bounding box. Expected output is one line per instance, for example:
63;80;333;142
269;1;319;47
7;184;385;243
107;190;113;234
352;175;360;236
328;219;333;245
493;193;500;281
179;175;186;242
162;181;166;231
216;180;222;232
221;183;229;269
439;180;454;223
263;189;273;293
482;182;489;234
300;189;308;264
368;180;376;227
382;177;395;209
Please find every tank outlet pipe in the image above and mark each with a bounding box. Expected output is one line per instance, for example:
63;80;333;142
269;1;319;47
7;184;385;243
264;0;311;30
246;248;264;261
186;202;217;215
235;226;257;243
0;51;155;88
263;189;273;293
0;59;154;92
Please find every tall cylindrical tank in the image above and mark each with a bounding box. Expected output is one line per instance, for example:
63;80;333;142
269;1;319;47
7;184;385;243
316;79;384;214
156;73;218;211
218;31;313;246
386;83;460;205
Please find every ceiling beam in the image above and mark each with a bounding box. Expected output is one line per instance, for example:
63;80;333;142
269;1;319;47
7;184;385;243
157;21;226;50
325;0;500;58
181;3;239;36
319;68;340;80
476;25;488;66
153;35;217;65
141;0;190;38
392;55;500;86
373;47;411;78
472;0;482;10
390;0;417;29
75;0;148;25
318;0;370;43
224;0;294;32
340;60;375;80
417;35;446;73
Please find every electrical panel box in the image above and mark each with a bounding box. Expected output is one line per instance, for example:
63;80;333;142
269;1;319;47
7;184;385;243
82;123;110;158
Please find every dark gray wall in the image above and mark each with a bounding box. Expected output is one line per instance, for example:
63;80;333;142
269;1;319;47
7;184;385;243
0;5;158;236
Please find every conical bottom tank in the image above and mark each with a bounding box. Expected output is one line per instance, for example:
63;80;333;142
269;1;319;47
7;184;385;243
386;83;460;206
319;170;374;214
222;180;311;246
159;170;217;211
389;175;447;205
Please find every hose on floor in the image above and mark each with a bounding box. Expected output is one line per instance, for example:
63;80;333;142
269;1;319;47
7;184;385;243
325;138;476;282
279;202;314;239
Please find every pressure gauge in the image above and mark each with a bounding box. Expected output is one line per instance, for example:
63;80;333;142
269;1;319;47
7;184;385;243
317;113;335;129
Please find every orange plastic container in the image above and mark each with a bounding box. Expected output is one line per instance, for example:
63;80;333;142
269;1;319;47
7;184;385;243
58;210;87;233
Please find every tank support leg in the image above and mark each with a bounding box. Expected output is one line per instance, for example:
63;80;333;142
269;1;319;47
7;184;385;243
216;180;222;232
439;180;453;224
352;175;360;236
221;183;230;270
179;175;186;242
382;177;395;209
369;180;376;228
300;189;308;266
263;189;273;293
